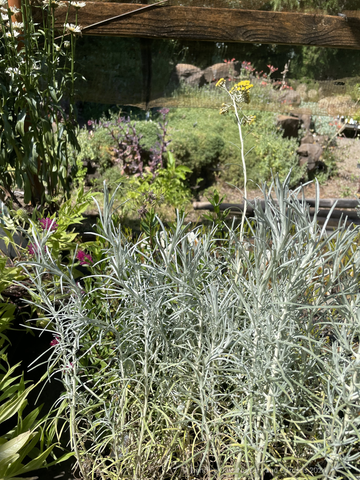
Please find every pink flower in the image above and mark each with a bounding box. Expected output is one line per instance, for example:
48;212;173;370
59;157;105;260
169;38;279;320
76;250;93;265
39;217;58;231
28;243;38;255
50;336;60;346
28;243;48;255
158;108;169;116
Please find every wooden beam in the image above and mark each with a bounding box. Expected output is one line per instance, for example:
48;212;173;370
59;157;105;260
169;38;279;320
53;2;360;49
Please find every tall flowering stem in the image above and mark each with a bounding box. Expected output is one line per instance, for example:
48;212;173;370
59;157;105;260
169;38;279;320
215;79;255;243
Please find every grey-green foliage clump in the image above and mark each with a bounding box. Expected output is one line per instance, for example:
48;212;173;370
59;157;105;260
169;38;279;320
20;177;360;479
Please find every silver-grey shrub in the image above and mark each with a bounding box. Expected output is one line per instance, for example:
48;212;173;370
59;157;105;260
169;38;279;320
19;177;360;480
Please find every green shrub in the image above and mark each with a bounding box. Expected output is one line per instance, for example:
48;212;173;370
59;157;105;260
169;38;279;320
168;108;305;188
98;151;192;215
246;120;306;187
75;126;114;173
170;130;225;187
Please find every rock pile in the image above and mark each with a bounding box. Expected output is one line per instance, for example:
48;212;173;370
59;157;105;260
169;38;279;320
171;62;241;88
277;113;330;173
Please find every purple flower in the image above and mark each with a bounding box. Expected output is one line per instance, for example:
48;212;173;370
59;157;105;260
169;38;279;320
39;217;58;232
50;336;60;346
76;250;93;266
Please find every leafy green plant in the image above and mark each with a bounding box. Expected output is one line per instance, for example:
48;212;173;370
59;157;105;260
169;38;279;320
202;190;231;239
75;123;114;174
149;151;192;206
98;151;192;217
249;124;306;187
0;256;24;349
0;0;83;206
1;186;95;265
0;357;73;480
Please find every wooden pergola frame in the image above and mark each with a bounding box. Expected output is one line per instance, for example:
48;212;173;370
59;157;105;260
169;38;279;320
51;2;360;49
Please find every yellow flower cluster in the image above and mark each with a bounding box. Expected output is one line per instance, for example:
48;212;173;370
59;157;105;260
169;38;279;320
216;78;226;88
216;78;255;122
229;80;253;94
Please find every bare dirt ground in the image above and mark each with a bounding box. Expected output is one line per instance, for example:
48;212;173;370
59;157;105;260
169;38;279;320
301;136;360;199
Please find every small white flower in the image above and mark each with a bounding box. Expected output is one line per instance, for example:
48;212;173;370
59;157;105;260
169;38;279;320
187;231;198;247
71;1;86;8
11;21;23;30
63;40;70;48
64;23;82;35
6;66;20;74
9;5;20;14
1;12;7;20
5;30;20;38
0;0;8;6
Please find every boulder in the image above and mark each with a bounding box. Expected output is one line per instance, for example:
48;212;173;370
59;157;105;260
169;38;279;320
297;143;323;172
183;71;206;88
301;134;315;145
299;156;316;171
278;90;301;106
277;115;301;138
174;64;202;78
203;62;241;83
171;64;204;87
298;114;311;132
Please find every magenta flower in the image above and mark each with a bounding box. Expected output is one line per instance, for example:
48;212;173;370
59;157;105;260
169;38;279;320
39;217;58;231
28;243;48;255
28;243;38;255
50;336;60;346
76;250;93;266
